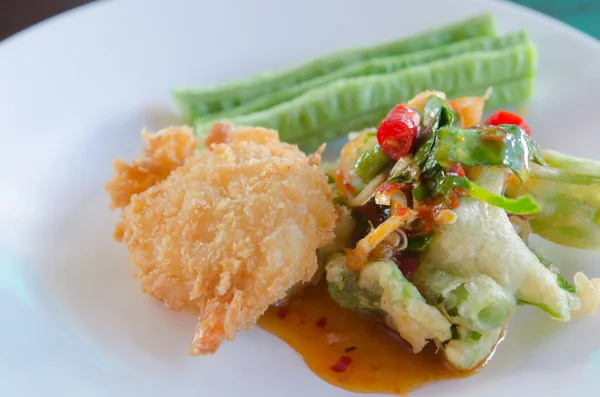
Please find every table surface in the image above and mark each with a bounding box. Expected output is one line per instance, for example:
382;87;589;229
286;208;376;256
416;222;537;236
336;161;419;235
1;0;600;41
517;0;600;39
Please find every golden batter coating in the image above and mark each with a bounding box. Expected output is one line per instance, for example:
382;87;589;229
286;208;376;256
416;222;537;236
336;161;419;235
107;124;337;355
106;126;198;210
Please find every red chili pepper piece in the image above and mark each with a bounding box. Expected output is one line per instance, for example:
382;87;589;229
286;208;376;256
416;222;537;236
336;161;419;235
377;104;421;160
446;163;465;177
449;191;462;209
397;256;419;279
330;356;353;373
395;207;409;216
375;182;411;198
315;317;327;328
276;307;289;319
484;110;531;136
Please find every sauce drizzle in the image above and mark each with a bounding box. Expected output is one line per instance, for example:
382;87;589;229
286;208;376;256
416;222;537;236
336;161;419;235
259;282;474;395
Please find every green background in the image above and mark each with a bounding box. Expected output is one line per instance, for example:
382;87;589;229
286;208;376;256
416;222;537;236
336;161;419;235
514;0;600;38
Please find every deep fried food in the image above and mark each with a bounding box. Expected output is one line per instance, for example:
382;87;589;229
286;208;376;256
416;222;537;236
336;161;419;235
106;126;198;210
107;124;337;355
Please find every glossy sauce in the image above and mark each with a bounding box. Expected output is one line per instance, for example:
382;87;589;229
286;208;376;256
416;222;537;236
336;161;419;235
258;282;474;395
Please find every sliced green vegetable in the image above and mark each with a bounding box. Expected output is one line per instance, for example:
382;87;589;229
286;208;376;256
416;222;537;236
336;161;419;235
420;270;516;333
452;175;540;215
174;14;498;119
406;235;433;251
466;329;483;341
519;151;600;249
444;326;503;371
433;124;544;181
355;144;392;183
195;43;537;148
390;97;543;216
391;95;542;215
412;184;429;201
422;94;458;128
326;256;382;313
338;130;381;194
326;254;452;353
394;96;542;214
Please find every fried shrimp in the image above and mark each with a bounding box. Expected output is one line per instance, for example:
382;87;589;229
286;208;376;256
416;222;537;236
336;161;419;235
106;126;198;209
106;123;337;355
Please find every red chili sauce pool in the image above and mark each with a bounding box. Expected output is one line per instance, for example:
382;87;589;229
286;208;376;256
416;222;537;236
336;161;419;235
258;282;480;395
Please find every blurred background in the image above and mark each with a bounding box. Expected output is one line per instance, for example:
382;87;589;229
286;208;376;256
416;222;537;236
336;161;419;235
1;0;599;41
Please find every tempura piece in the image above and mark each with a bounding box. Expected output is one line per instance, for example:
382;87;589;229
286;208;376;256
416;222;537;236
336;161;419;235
326;255;453;353
414;168;589;320
107;123;337;355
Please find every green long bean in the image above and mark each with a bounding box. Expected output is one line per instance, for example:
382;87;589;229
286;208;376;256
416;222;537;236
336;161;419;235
194;31;528;122
196;43;536;148
174;14;498;118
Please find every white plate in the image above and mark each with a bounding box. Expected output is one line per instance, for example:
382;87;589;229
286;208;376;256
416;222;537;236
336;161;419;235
2;0;600;396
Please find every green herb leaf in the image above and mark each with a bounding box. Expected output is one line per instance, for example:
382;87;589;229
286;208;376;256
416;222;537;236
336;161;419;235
355;144;392;183
430;168;455;202
447;307;459;317
451;284;470;303
422;94;458;128
452;175;541;215
466;330;482;341
406;235;433;251
533;252;577;294
412;184;429;201
517;299;563;319
433;125;544;181
451;324;459;340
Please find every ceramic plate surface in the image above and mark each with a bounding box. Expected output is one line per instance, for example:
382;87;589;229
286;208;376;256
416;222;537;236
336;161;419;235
2;0;600;396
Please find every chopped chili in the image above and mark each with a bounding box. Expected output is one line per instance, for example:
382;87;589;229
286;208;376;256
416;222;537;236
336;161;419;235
394;255;420;280
276;307;289;320
376;182;410;195
377;104;421;160
448;191;461;209
446;163;465;177
485;110;531;135
331;356;353;373
316;317;327;328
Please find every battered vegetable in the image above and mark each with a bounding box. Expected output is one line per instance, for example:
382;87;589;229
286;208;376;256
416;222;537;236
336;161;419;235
324;89;600;373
